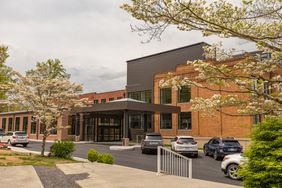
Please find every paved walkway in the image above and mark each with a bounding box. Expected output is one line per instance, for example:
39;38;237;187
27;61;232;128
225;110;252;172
57;163;243;188
0;166;44;188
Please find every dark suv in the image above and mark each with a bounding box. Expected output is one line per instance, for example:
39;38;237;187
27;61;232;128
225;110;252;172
203;137;242;160
141;133;164;154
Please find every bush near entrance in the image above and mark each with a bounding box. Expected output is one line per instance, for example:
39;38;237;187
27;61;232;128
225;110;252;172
50;141;75;159
88;149;99;162
238;117;282;188
87;149;114;164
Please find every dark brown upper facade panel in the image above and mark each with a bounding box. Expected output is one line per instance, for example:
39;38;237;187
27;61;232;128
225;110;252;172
126;42;209;93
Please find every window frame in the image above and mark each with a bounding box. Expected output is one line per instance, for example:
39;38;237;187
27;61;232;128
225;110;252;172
160;88;172;104
178;86;191;103
160;113;172;129
178;112;192;130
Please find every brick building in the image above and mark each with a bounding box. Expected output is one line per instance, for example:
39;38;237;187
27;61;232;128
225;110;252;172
0;42;277;147
80;89;126;104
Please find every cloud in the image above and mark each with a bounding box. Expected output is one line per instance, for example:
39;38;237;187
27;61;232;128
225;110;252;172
0;0;257;93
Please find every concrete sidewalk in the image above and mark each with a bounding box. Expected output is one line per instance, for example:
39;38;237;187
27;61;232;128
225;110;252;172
0;166;44;188
57;163;243;188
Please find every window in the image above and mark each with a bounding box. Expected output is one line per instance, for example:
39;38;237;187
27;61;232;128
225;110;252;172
253;114;261;124
8;118;13;131
178;87;191;103
93;99;99;104
128;90;152;103
109;98;114;101
160;113;172;129
2;118;6;131
101;99;106;103
50;120;57;135
23;117;28;132
40;124;45;134
178;112;192;130
30;117;37;134
15;117;20;131
129;114;142;129
68;115;76;135
117;97;123;100
160;88;172;104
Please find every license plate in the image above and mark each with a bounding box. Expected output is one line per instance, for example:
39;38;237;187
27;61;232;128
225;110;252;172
149;142;158;145
229;148;236;151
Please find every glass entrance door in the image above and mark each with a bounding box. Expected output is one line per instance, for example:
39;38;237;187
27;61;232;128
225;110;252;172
84;117;95;141
97;117;122;142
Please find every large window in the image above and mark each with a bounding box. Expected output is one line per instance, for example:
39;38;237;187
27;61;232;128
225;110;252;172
129;114;142;129
40;124;45;134
178;87;191;103
15;117;20;131
109;98;114;101
160;113;172;129
23;117;28;132
93;99;99;104
50;120;57;135
179;112;192;130
101;99;106;103
8;118;13;131
128;90;152;103
30;117;37;134
1;118;6;131
160;88;172;104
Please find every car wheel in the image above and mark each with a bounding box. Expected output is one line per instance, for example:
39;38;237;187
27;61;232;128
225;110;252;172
23;144;28;147
194;153;198;158
204;147;209;156
227;163;240;180
213;151;220;160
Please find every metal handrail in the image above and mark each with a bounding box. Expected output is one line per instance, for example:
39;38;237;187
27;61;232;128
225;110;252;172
157;146;192;179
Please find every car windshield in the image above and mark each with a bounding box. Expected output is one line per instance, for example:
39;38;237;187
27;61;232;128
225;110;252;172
223;140;240;145
15;132;27;136
179;138;194;143
146;135;162;140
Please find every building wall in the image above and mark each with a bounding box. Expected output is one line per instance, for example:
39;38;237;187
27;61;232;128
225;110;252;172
153;59;254;145
0;111;70;141
80;89;126;104
126;42;208;97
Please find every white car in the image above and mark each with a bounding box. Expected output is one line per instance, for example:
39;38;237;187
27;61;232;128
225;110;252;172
171;136;198;157
0;131;29;147
221;153;245;180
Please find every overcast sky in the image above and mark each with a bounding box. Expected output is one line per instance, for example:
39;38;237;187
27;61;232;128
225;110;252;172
0;0;256;93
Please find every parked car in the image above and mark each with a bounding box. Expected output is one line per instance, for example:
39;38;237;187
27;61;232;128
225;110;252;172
221;153;245;180
171;136;198;157
141;133;163;154
203;137;242;160
0;131;29;147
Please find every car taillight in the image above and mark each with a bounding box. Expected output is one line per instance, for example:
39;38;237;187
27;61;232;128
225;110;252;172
12;136;17;139
223;156;230;161
177;141;183;144
192;141;197;145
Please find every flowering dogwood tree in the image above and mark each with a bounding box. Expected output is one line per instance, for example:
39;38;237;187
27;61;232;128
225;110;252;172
122;0;282;116
10;59;85;156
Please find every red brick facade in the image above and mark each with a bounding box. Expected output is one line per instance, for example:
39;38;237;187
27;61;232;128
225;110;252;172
80;89;125;104
153;59;254;140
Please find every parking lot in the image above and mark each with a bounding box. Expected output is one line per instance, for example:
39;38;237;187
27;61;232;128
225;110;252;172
25;141;242;186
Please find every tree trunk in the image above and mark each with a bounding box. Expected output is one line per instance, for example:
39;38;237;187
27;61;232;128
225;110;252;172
41;134;47;156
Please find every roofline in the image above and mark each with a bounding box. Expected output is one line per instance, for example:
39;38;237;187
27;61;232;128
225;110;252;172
81;89;126;96
0;110;32;115
126;42;210;63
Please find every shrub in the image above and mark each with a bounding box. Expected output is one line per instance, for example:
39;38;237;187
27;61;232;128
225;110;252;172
87;149;99;162
238;117;282;188
97;153;114;164
50;141;75;159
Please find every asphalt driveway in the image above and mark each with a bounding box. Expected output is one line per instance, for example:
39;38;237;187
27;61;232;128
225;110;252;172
25;142;242;186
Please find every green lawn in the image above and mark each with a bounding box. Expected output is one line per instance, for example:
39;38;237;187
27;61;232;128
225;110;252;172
0;149;77;167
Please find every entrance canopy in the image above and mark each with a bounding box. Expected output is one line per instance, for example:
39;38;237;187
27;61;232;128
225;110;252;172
72;98;180;114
